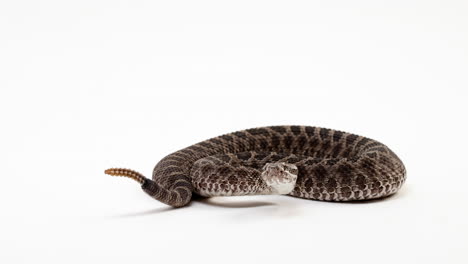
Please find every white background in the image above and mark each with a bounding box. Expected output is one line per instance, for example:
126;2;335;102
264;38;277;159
1;1;467;263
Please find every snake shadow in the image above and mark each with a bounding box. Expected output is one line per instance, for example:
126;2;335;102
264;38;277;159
109;195;276;218
193;196;277;208
109;186;410;218
109;206;177;218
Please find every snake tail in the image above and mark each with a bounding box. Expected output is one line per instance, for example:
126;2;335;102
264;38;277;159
104;168;146;184
104;168;192;207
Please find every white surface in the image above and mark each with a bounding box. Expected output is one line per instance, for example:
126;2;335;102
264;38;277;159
1;1;467;263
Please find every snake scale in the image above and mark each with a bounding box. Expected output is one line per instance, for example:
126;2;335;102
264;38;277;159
105;126;406;207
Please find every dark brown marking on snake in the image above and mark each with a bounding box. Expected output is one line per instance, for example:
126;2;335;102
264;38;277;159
337;164;353;175
310;165;327;182
286;156;300;163
309;138;319;149
247;127;270;136
270;134;281;147
332;130;344;142
345;134;359;146
297;135;307;145
331;143;343;157
355;173;366;186
341;148;352;158
217;166;231;176
237;169;249;178
254;152;269;161
319;128;330;141
220;134;234;142
190;145;205;153
364;142;381;150
233;131;248;139
199;141;214;149
271;153;284;161
259;138;269;149
271;126;287;134
367;146;387;153
290;126;301;136
236;152;252;161
283;135;293;149
355;137;370;150
304;178;313;189
209;138;223;146
305;126;315;136
326;178;337;189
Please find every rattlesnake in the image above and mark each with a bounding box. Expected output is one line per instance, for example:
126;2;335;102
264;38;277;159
105;126;406;207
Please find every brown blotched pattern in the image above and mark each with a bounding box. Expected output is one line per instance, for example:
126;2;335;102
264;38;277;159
107;126;406;207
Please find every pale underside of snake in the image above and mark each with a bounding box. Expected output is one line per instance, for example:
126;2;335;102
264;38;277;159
105;126;406;207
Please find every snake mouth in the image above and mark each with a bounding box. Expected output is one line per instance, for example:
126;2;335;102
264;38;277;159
261;162;298;195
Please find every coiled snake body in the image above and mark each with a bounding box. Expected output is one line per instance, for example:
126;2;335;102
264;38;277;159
106;126;406;207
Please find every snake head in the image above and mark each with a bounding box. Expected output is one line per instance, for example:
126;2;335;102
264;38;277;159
261;162;298;195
